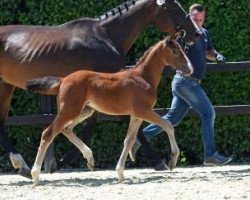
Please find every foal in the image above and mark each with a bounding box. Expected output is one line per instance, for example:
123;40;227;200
26;37;192;186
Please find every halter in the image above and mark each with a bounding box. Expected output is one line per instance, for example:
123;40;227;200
176;14;192;38
154;1;191;39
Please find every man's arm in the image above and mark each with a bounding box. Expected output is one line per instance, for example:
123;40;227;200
205;29;226;64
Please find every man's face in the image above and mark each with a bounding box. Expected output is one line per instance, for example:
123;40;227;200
190;9;205;29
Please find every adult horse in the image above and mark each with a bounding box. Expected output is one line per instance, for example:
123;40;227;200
0;0;200;178
26;36;193;186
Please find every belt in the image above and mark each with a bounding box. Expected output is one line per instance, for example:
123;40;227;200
176;72;202;84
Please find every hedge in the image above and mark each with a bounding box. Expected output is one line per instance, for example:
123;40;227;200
0;0;249;172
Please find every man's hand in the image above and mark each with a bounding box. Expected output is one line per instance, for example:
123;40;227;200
216;53;226;64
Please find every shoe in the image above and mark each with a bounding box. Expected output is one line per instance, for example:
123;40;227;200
129;141;140;162
204;152;232;166
153;161;169;171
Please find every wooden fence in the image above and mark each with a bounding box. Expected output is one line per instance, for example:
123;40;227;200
7;61;250;126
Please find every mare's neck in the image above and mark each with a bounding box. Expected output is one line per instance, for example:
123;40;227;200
100;0;158;54
135;42;167;91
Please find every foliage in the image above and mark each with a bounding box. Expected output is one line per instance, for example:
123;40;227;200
0;0;249;171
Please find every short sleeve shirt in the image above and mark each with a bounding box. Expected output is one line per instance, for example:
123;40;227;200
185;27;213;79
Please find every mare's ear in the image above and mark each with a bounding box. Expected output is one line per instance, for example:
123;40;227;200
156;0;175;5
156;0;165;6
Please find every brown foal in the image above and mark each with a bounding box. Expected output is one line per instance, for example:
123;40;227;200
26;37;193;186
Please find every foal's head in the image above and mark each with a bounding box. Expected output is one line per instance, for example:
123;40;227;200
161;37;193;75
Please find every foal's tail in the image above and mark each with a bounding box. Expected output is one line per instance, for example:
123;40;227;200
25;76;62;95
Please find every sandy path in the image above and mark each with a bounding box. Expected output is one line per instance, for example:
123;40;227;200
0;165;249;200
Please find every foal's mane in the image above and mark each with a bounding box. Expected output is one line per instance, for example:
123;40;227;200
136;39;165;66
98;0;140;20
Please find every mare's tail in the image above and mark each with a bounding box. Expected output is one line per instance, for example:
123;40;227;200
25;76;62;95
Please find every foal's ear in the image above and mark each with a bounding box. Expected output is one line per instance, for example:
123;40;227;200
165;38;175;48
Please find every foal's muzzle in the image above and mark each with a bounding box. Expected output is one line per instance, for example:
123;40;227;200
179;64;193;76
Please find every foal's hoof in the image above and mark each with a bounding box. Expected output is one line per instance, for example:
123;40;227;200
168;160;175;171
118;175;125;182
87;158;95;171
153;161;169;171
18;167;32;179
168;155;179;170
31;180;40;188
116;167;125;182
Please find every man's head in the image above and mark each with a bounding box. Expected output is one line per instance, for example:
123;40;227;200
189;4;205;29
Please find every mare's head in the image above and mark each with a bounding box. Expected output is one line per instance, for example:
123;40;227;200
154;0;201;46
161;36;193;75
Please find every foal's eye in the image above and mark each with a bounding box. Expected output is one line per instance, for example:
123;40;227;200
172;48;179;54
166;40;175;48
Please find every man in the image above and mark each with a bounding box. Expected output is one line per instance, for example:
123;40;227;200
131;4;232;165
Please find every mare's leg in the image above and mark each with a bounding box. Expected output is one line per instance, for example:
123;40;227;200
136;110;180;170
120;116;167;170
137;128;168;170
42;96;57;173
0;82;31;178
61;106;95;170
57;112;97;169
116;117;142;181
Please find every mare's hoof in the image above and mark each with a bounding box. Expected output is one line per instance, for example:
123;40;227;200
18;167;32;179
153;161;169;171
49;159;58;174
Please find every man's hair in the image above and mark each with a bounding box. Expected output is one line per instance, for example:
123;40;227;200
189;4;205;13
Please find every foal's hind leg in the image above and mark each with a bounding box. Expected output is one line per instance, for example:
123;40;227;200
31;124;59;186
136;109;180;170
61;106;95;171
62;129;95;171
0;82;31;178
116;116;142;181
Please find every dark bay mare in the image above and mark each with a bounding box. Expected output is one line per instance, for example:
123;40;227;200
25;36;193;186
0;0;200;178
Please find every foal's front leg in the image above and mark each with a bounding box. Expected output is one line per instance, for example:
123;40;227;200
138;110;180;170
116;117;142;181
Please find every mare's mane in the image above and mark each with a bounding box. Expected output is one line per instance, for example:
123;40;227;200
63;0;141;25
98;0;140;20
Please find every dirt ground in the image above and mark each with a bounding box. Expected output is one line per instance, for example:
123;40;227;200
0;164;249;200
